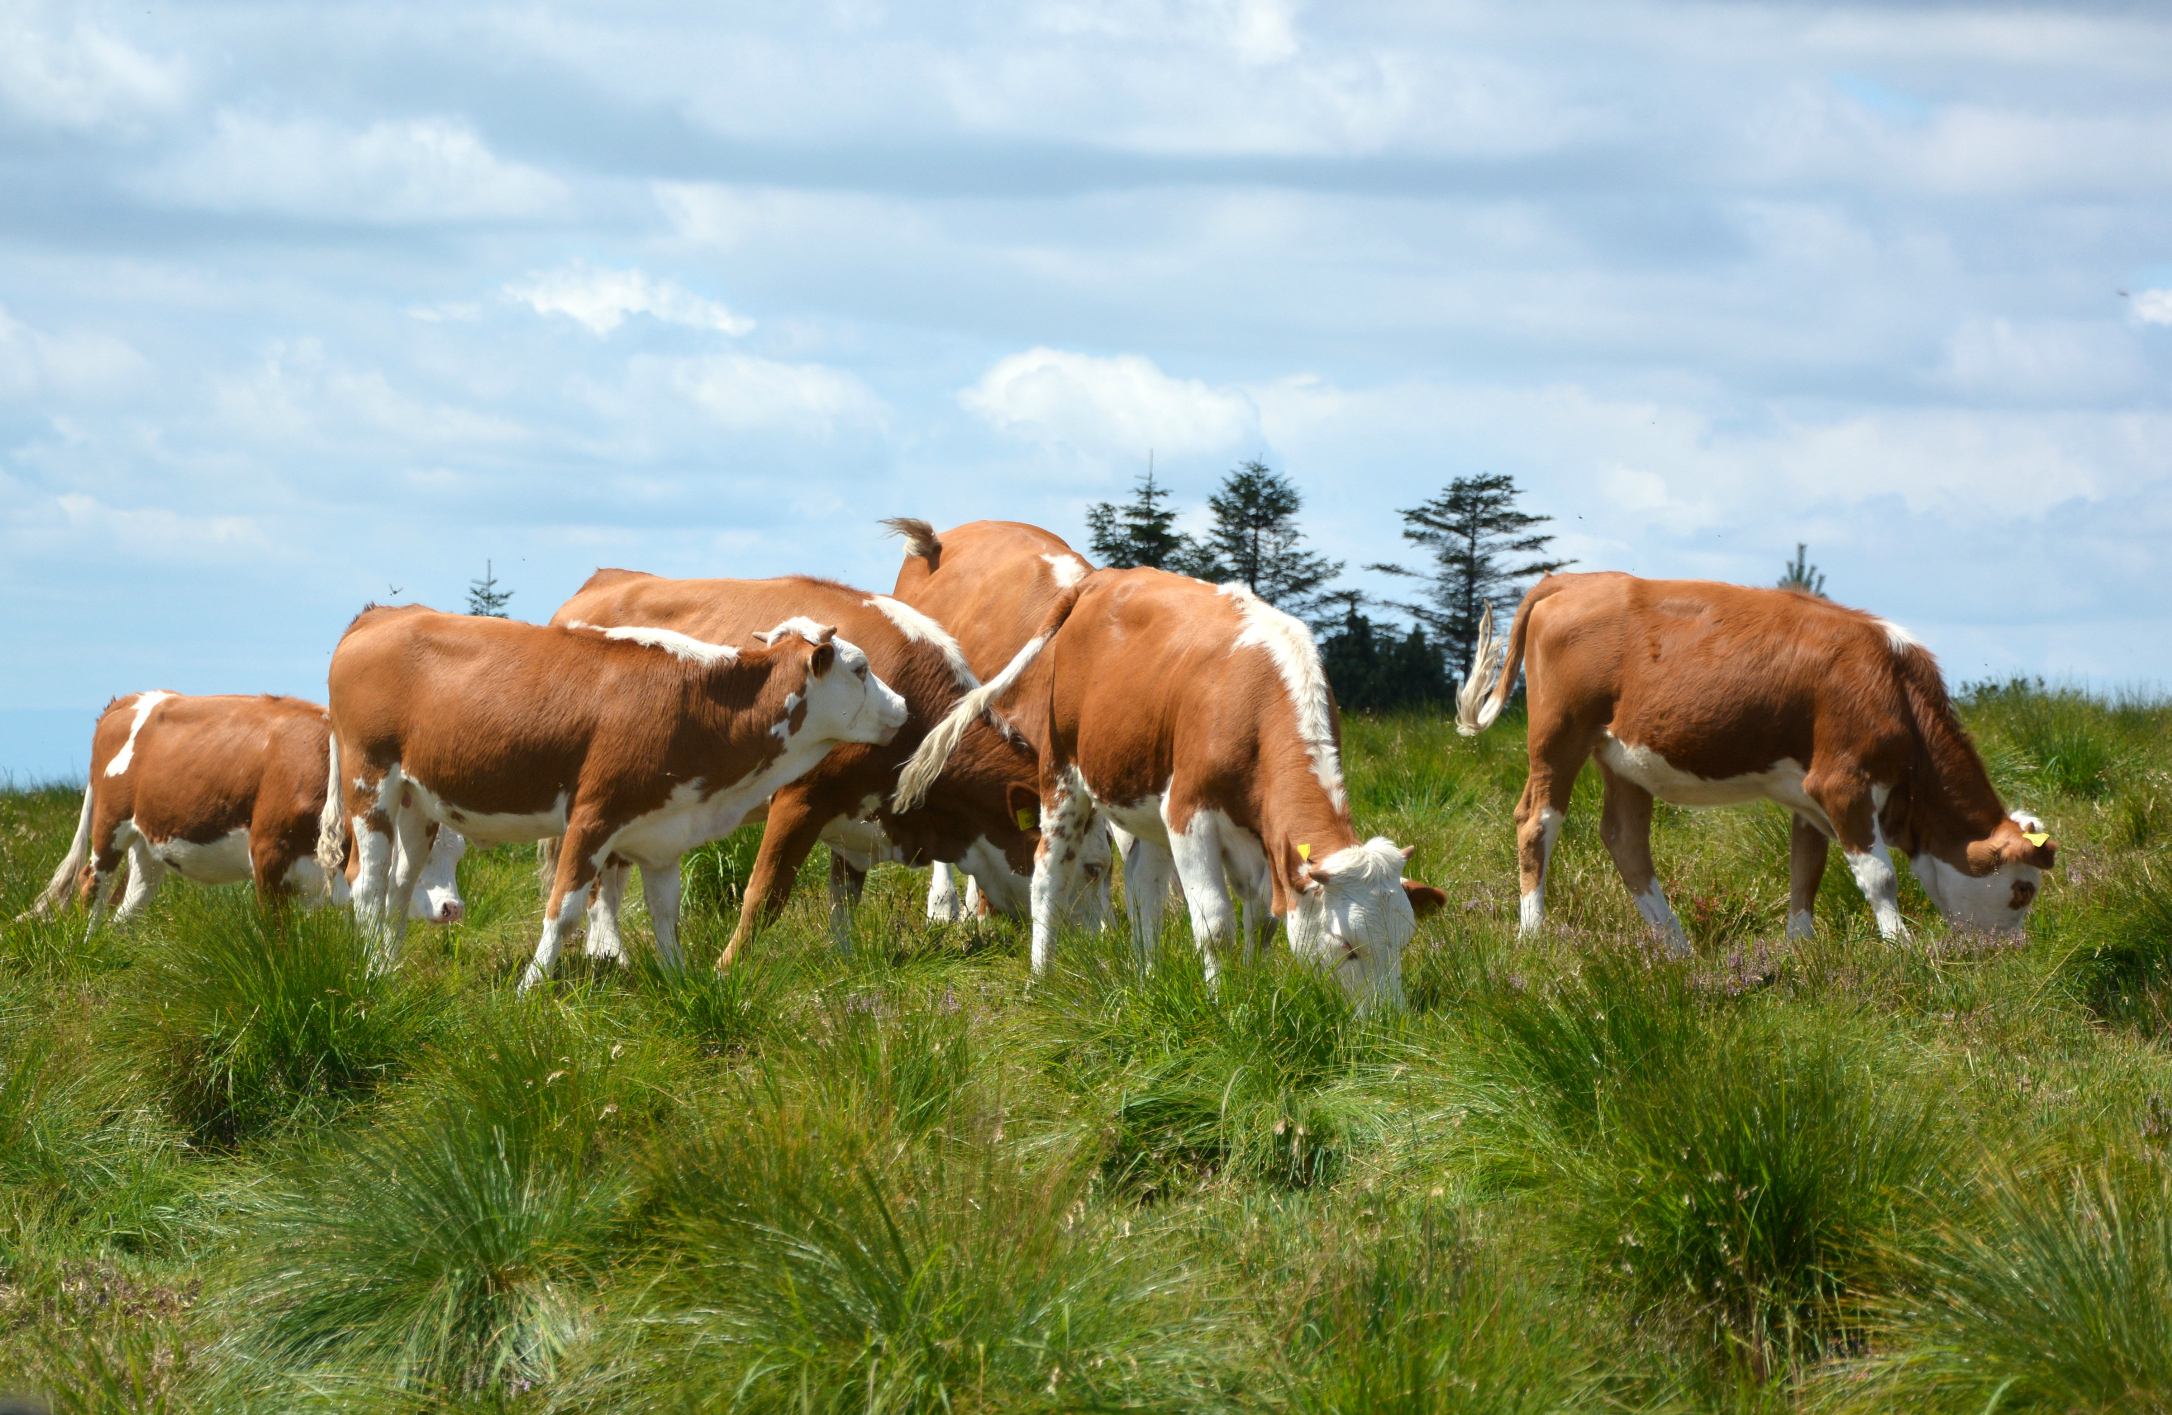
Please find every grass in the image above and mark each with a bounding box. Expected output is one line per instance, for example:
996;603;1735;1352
1;683;2170;1412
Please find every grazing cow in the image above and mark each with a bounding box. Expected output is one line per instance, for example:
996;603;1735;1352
1456;572;2058;948
24;691;465;933
895;566;1446;1008
547;569;1042;964
318;604;907;987
883;518;1109;923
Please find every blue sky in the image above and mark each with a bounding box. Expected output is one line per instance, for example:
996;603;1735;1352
5;0;2169;779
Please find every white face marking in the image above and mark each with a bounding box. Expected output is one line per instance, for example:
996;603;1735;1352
1910;851;2041;931
1877;618;1922;655
408;827;467;923
1286;837;1415;1010
104;691;175;777
865;596;978;691
1041;553;1088;589
1598;735;1833;829
1218;583;1346;811
798;636;908;746
143;822;253;885
565;620;739;666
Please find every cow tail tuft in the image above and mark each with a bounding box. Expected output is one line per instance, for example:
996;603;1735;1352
23;783;96;918
1455;603;1512;736
315;729;348;887
882;517;942;568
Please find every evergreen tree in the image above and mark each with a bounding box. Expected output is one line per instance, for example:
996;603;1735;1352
1085;467;1189;569
466;561;513;618
1369;474;1568;685
1182;460;1343;617
1779;543;1826;597
1315;590;1450;713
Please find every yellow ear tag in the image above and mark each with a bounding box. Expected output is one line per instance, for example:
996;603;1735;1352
2024;832;2049;847
1017;808;1037;831
1297;843;1311;863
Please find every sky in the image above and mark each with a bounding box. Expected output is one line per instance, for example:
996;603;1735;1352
4;0;2170;780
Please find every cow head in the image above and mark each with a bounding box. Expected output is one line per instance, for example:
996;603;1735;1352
408;826;468;925
755;621;910;748
1284;836;1421;1011
1911;810;2057;931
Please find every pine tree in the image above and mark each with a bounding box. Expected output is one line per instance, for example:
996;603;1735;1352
1369;474;1569;686
467;561;513;618
1181;460;1343;618
1316;589;1449;712
1085;466;1189;569
1779;543;1826;597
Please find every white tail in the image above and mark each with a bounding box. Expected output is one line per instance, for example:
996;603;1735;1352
892;631;1053;813
1455;602;1510;737
314;729;348;887
22;783;96;918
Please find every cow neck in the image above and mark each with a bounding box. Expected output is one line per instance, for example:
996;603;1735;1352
1889;653;2010;863
685;650;797;780
1255;757;1360;912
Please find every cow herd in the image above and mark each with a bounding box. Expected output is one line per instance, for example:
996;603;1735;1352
23;517;2059;1008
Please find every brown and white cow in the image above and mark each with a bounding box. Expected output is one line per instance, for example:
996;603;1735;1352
895;565;1445;1009
24;691;465;934
1457;572;2057;949
547;569;1041;964
318;604;907;987
883;517;1107;923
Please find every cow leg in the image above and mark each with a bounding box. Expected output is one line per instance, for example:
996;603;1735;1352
643;859;685;970
350;809;397;936
585;858;630;961
1788;813;1829;939
927;862;965;922
1118;832;1175;969
522;818;608;990
721;788;832;969
1167;809;1240;985
1597;762;1689;955
1029;773;1097;975
1808;778;1908;940
1513;750;1580;935
376;802;433;965
828;849;868;949
965;872;985;916
114;836;165;921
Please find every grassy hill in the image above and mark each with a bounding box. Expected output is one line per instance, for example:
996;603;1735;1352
3;680;2170;1413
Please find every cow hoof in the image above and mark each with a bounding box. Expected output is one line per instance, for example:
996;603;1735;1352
517;963;547;993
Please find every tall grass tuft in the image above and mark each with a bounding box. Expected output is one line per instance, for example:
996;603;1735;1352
1854;1168;2172;1412
621;1088;1174;1414
1040;936;1381;1192
2049;861;2172;1029
122;892;443;1144
227;1000;651;1394
1281;1206;1604;1415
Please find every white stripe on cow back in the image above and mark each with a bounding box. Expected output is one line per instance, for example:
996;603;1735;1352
1041;553;1088;589
865;596;978;691
104;690;175;777
564;621;738;666
1219;583;1345;810
1876;618;1921;655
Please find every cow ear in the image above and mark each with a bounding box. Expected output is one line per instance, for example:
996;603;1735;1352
814;623;838;646
1402;880;1447;920
1006;782;1042;834
1287;838;1325;894
808;642;836;677
1398;844;1416;862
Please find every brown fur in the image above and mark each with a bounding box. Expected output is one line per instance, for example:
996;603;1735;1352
548;570;1038;963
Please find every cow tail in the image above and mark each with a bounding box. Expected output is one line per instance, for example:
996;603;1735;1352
23;783;96;918
315;728;348;886
882;517;941;570
1457;579;1557;737
891;583;1083;813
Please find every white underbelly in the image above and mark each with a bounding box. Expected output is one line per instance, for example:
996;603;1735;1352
1597;733;1831;829
147;823;253;884
418;788;571;846
1101;797;1169;847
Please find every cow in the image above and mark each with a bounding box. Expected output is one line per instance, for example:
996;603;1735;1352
893;565;1446;1009
317;604;908;988
23;691;465;934
546;569;1043;965
1455;572;2058;949
882;518;1109;923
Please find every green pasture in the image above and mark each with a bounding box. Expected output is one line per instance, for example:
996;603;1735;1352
4;680;2171;1412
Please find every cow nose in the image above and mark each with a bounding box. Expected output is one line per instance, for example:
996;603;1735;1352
439;901;464;924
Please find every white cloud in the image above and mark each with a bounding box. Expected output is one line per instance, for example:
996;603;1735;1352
0;7;186;132
144;113;568;223
506;265;754;336
0;305;148;400
960;347;1258;456
214;339;529;447
2133;289;2172;327
641;352;885;434
1943;317;2147;404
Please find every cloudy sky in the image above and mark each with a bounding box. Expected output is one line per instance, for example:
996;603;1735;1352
4;0;2169;778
